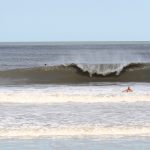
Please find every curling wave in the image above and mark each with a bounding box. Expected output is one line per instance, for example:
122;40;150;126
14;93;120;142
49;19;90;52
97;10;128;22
0;63;150;84
73;63;129;76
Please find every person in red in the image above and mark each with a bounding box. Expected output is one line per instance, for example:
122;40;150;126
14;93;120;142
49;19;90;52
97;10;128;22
122;86;133;92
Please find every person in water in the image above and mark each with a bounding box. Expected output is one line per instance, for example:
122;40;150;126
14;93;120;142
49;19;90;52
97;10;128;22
122;86;133;92
44;64;48;71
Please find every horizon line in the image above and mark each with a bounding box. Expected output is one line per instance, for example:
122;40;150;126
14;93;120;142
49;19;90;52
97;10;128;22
0;40;150;43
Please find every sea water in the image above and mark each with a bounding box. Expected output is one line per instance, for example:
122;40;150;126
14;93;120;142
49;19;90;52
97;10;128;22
0;42;150;150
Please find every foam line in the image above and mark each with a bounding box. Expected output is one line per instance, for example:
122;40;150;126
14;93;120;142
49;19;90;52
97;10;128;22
0;92;150;103
0;126;150;139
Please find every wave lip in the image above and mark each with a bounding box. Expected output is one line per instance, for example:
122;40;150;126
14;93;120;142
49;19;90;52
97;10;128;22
0;126;150;139
74;63;129;76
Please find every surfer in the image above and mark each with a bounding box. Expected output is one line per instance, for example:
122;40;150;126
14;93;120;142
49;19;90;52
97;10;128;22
122;86;133;92
44;64;48;71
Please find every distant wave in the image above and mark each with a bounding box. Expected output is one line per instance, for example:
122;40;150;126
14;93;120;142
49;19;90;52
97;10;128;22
0;63;150;84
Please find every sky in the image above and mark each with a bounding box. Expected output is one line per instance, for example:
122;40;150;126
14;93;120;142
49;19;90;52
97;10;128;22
0;0;150;42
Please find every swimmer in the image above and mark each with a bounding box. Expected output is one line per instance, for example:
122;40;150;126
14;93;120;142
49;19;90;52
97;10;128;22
44;64;48;71
122;86;133;92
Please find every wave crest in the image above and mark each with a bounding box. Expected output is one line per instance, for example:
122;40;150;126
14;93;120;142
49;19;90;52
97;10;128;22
73;63;129;76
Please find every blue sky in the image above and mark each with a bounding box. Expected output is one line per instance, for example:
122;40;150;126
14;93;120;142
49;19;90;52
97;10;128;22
0;0;150;42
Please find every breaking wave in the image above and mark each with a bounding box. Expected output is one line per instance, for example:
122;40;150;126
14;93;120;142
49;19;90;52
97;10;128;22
0;63;150;84
73;63;128;76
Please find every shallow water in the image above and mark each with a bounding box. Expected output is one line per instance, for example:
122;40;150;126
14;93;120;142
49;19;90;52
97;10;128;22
1;138;150;150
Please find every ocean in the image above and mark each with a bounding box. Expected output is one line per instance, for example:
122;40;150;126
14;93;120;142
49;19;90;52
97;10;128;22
0;42;150;150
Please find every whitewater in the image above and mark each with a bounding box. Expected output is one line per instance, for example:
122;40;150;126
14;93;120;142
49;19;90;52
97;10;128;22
0;83;150;104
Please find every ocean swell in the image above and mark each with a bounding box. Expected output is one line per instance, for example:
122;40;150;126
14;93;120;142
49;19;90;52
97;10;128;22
0;63;150;84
